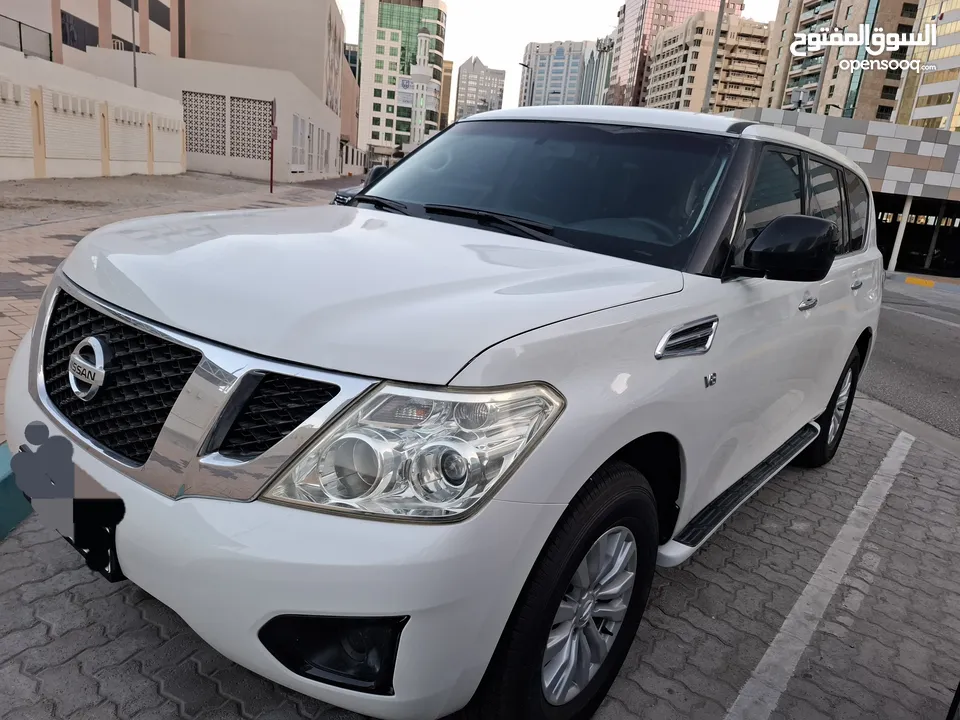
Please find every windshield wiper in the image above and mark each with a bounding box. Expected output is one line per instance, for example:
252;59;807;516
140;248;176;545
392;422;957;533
422;204;573;247
350;195;411;215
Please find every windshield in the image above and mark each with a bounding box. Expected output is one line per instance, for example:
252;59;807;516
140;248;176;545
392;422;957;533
366;120;735;271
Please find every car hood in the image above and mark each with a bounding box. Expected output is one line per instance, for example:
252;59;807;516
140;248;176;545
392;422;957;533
61;205;684;384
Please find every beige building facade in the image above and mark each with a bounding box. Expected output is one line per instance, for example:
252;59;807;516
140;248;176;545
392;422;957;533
760;0;917;121
1;0;192;66
647;12;768;113
440;59;453;128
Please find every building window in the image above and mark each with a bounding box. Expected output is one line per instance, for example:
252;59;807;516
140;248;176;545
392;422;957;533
389;61;398;71
881;85;898;100
374;73;383;83
902;3;918;18
372;131;380;139
60;11;99;52
391;32;400;41
372;117;381;126
876;105;893;120
374;88;382;97
386;119;393;127
784;12;789;22
375;60;384;69
376;45;385;54
390;46;398;56
846;5;853;18
886;68;903;80
387;90;395;99
377;30;385;40
388;76;397;85
150;0;171;31
385;133;392;141
685;88;692;95
828;84;835;97
832;66;840;79
767;98;773;107
780;29;785;41
373;103;382;112
386;104;394;113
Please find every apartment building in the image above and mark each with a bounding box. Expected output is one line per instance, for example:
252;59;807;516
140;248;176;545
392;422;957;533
440;59;453;127
760;0;918;120
895;0;960;128
647;12;768;113
0;0;188;65
455;56;505;119
358;0;447;159
580;36;615;104
345;42;359;79
519;40;593;107
606;0;744;107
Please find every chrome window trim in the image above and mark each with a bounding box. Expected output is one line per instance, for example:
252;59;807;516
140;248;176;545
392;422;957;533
28;271;379;503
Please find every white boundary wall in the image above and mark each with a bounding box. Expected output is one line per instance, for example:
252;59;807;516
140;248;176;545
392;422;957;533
0;45;185;182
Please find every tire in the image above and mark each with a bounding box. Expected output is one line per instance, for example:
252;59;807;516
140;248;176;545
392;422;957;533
459;461;659;720
792;346;861;469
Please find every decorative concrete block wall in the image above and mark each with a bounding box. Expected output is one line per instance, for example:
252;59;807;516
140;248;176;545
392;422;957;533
729;108;960;202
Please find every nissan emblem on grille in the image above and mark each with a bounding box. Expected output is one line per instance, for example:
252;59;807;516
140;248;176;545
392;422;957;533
68;337;110;401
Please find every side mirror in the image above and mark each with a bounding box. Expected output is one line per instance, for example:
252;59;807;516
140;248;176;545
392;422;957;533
742;214;838;282
365;165;388;188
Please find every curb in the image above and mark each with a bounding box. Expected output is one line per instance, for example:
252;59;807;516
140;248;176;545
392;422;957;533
886;272;960;293
0;442;32;542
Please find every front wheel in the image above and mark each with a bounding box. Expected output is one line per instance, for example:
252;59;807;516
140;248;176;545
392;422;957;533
793;346;861;468
460;461;659;720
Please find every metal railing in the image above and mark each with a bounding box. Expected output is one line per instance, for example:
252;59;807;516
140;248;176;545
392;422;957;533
0;14;52;61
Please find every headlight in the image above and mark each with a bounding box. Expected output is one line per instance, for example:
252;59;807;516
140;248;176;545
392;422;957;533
262;383;564;520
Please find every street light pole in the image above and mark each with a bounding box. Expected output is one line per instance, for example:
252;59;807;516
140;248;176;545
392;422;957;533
131;0;138;88
519;61;534;106
701;0;726;113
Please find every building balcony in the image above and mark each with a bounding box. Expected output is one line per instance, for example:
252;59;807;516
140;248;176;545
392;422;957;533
817;2;836;15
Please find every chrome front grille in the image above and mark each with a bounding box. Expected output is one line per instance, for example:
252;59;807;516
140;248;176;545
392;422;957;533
29;275;377;502
42;291;202;465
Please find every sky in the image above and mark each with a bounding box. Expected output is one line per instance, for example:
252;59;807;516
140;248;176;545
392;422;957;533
337;0;778;112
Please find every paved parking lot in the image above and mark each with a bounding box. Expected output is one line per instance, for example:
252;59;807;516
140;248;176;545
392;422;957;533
1;175;959;720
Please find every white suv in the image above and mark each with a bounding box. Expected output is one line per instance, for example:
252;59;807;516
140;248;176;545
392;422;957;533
5;107;882;720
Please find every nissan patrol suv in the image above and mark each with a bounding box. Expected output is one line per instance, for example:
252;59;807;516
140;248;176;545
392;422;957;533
5;106;882;720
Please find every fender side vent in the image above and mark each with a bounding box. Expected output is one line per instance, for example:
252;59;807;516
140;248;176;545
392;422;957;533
655;316;719;359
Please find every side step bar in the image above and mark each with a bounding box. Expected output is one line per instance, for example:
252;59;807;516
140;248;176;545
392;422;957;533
657;422;820;567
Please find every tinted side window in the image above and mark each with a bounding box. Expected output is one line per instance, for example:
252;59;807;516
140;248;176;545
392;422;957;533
844;169;870;252
807;159;847;253
743;150;803;244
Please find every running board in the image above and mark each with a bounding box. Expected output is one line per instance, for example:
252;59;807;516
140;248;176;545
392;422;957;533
657;422;820;567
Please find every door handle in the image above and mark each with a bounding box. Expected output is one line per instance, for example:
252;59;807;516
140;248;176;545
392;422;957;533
798;297;818;311
851;279;863;290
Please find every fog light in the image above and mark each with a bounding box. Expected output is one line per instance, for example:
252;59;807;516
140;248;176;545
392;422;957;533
258;615;408;695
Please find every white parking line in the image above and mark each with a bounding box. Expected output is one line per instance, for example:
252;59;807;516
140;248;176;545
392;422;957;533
884;305;960;330
723;431;916;720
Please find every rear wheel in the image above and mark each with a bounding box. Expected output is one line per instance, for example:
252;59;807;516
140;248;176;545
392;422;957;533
460;461;659;720
793;346;861;468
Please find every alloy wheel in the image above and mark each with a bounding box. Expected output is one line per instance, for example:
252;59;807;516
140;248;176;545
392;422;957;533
541;526;638;706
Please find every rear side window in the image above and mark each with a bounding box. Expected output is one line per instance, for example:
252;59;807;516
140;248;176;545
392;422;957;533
743;150;803;244
807;159;847;253
844;169;870;252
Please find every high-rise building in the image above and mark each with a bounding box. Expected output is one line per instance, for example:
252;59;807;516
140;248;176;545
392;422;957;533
607;0;744;107
580;36;616;104
345;42;359;79
455;56;505;119
895;1;957;128
358;0;447;160
647;12;768;113
760;0;916;121
519;40;593;107
440;60;453;127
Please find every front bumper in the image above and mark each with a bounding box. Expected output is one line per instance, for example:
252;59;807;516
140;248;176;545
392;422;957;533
6;330;566;720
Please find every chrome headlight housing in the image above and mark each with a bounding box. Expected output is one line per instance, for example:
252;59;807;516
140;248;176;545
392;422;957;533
263;383;564;521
